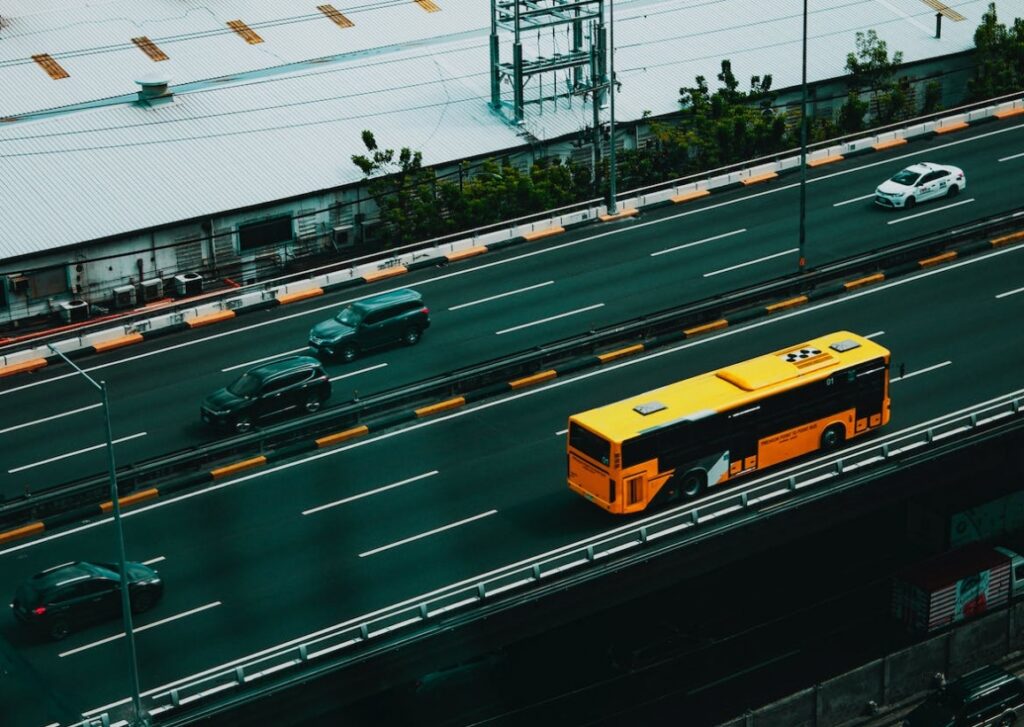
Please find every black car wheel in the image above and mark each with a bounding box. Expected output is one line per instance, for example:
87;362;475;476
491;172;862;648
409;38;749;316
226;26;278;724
304;394;324;413
131;590;155;614
402;327;421;346
997;714;1016;727
49;619;71;640
340;344;357;363
821;424;845;449
234;417;253;434
947;184;960;198
904;196;916;209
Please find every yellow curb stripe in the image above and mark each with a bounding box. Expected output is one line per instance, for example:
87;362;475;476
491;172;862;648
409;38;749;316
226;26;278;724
522;226;565;242
363;266;407;283
316;425;370;447
0;521;44;544
446;246;487;262
0;358;48;378
872;138;907;151
807;154;844;168
919;251;957;268
844;273;885;291
598;208;639;222
766;295;808;313
741;171;778;186
210;456;267;479
992;231;1024;248
93;333;144;353
186;310;236;329
277;287;324;305
995;107;1024;119
684;319;728;337
99;488;159;513
415;397;466;418
670;189;710;204
597;344;644;363
509;370;557;389
934;121;968;135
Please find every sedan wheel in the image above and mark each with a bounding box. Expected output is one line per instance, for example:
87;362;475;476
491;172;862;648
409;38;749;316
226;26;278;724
131;590;155;614
904;196;916;209
49;619;71;640
341;345;357;363
946;184;960;198
304;395;323;413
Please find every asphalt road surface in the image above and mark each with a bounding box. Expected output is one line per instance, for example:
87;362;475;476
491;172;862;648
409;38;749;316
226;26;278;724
0;225;1022;725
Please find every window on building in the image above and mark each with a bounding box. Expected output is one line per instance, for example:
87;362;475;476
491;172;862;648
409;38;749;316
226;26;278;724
238;216;293;253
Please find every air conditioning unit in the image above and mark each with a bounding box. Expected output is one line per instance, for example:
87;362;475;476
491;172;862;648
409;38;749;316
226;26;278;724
333;224;354;248
58;299;90;323
138;278;164;303
112;284;137;309
173;272;203;297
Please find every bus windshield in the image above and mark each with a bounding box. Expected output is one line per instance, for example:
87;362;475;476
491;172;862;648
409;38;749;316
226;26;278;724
568;423;611;466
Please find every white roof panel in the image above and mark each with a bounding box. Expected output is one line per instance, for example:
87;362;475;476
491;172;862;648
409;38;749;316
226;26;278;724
0;0;1009;259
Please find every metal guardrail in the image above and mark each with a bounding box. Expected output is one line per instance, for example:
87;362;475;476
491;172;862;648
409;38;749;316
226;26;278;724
83;391;1022;726
5;205;1023;530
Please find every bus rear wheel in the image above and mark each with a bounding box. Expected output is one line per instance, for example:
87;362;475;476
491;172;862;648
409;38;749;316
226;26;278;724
820;424;845;450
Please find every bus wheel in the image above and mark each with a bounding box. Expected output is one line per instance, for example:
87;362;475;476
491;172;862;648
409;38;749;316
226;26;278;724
821;424;845;449
680;470;707;499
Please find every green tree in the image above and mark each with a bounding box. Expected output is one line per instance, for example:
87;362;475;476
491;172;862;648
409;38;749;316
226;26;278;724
969;3;1024;99
841;30;911;127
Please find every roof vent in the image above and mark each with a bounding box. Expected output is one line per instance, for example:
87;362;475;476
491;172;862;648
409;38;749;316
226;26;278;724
135;73;173;107
633;401;667;416
779;347;822;364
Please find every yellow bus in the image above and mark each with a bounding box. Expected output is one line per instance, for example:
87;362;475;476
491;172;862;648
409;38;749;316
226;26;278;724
567;331;891;514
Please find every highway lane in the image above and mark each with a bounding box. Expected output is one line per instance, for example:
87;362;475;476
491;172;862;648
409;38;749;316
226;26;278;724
1;119;1022;494
1;240;1022;725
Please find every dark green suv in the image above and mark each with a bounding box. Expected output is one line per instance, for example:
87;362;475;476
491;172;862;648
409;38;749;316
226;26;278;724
201;355;331;433
308;288;430;362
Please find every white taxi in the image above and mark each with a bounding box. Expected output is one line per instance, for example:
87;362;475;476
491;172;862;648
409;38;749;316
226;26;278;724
874;162;966;209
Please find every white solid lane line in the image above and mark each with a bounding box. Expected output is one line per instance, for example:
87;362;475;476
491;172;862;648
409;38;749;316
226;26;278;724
329;362;388;381
555;428;568;436
0;403;102;435
7;432;147;474
221;348;309;372
703;248;798;277
996;286;1024;299
887;198;974;225
891;360;952;382
59;601;222;658
449;281;555;310
359;510;498;558
650;228;746;257
303;471;439;515
865;331;885;338
142;556;167;566
496;303;604;335
999;151;1024;162
832;193;875;207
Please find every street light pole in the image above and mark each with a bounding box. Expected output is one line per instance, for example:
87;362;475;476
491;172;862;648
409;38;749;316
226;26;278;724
798;0;808;272
46;345;146;726
607;0;618;215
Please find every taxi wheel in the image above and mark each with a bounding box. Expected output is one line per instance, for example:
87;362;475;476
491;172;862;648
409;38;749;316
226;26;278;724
904;196;916;209
947;184;960;198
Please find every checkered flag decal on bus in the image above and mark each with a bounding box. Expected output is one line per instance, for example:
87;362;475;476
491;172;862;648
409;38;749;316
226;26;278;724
780;347;822;363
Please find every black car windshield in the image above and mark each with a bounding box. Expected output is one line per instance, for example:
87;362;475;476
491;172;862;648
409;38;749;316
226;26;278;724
335;307;361;326
228;372;262;397
890;169;922;186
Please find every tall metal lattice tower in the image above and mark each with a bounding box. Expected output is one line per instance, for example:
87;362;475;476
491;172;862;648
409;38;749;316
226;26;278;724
489;1;609;143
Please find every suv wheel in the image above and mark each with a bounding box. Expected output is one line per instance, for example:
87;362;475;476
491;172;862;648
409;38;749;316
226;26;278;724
340;344;357;363
998;714;1016;727
49;619;71;640
402;327;421;346
131;590;155;614
235;417;253;434
304;394;324;414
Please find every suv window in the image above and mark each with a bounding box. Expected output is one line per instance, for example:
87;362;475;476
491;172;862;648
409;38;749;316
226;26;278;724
264;371;309;393
363;310;390;325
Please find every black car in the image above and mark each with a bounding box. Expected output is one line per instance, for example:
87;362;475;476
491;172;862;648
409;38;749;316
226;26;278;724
308;288;430;362
11;560;163;640
903;664;1024;727
201;355;331;433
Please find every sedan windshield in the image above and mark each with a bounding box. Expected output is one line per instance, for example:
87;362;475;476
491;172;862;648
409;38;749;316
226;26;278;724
335;307;361;326
227;372;262;397
890;169;922;186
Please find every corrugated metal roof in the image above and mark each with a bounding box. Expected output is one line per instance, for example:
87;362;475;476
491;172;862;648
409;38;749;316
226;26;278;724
0;0;1004;260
